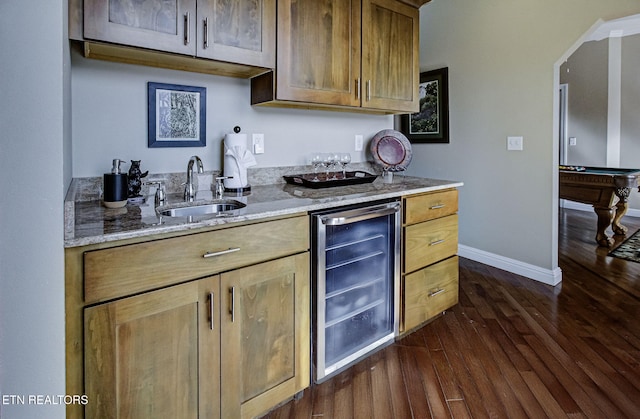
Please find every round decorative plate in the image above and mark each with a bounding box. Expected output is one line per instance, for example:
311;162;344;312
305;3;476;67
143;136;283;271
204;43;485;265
370;129;412;172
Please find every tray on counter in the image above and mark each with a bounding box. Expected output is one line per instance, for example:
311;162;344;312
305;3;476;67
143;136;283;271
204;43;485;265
283;171;377;189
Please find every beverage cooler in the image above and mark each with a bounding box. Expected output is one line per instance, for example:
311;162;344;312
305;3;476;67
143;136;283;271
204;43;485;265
311;200;400;382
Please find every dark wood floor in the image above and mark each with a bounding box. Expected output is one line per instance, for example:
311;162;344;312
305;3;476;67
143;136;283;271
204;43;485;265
262;208;640;418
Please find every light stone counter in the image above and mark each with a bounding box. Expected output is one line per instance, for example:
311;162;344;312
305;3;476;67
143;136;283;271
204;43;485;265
64;165;463;248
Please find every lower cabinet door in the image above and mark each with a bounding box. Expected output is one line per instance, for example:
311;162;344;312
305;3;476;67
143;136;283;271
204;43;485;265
84;276;220;419
402;256;459;332
221;253;310;419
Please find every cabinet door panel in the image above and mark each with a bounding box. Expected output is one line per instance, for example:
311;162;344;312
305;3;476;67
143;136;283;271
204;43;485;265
362;0;418;112
221;253;310;419
276;0;361;106
198;0;275;67
84;277;219;419
84;0;197;55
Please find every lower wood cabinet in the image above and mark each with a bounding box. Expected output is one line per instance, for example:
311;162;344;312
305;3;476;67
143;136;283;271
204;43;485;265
82;253;309;419
221;253;310;419
400;190;460;334
84;276;220;418
66;215;310;419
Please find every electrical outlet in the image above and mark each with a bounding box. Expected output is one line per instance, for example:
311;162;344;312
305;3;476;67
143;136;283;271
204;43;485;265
569;137;577;146
355;134;364;151
252;133;264;154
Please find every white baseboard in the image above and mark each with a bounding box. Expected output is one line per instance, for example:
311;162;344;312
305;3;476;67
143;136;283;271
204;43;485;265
458;245;563;286
560;200;640;218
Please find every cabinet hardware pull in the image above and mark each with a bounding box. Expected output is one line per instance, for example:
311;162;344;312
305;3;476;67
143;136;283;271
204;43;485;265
429;288;445;297
356;78;361;100
366;80;371;101
209;292;215;330
203;17;209;49
429;239;445;246
430;204;445;210
229;287;235;322
184;12;190;45
203;247;240;258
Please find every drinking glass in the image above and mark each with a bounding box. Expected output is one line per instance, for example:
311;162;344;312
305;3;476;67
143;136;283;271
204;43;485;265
311;153;323;181
339;153;351;178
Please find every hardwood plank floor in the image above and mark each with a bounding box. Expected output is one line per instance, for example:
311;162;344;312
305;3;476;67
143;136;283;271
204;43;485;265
263;208;640;418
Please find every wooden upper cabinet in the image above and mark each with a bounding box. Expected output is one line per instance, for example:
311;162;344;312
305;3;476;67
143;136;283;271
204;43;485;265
252;0;419;114
362;0;419;112
78;0;276;73
83;0;198;55
275;0;361;107
198;0;276;68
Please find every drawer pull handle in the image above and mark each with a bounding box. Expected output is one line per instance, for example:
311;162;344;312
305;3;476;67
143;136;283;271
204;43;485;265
209;292;215;330
184;12;190;45
203;247;240;258
229;287;235;322
429;288;445;297
429;239;445;246
430;204;445;210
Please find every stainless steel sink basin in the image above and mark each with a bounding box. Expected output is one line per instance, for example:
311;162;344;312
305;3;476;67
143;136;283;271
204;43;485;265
159;200;246;217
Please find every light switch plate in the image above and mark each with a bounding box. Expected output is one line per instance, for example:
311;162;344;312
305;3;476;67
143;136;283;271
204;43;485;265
355;134;364;151
507;136;524;151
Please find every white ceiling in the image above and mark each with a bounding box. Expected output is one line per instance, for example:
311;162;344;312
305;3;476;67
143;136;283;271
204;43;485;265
587;14;640;41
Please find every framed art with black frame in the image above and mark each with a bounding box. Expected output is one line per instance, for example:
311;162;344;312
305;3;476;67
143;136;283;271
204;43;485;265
148;82;206;148
400;67;449;143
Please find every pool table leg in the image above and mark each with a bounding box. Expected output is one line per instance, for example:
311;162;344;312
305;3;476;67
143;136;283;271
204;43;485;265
594;207;615;247
612;188;631;236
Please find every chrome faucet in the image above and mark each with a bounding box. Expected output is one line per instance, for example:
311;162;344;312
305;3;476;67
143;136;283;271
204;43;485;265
184;156;204;202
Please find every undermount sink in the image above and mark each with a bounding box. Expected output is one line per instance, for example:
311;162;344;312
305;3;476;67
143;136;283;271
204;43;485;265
159;200;247;217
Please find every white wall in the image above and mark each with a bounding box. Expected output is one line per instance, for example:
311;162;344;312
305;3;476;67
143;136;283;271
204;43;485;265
560;39;609;166
0;0;67;418
415;0;640;278
71;51;393;177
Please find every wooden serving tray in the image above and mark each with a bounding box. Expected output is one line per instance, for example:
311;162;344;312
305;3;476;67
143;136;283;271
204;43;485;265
283;171;377;189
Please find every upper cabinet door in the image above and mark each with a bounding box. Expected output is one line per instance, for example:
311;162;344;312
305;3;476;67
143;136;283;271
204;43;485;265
361;0;419;112
198;0;276;68
276;0;362;107
84;0;197;55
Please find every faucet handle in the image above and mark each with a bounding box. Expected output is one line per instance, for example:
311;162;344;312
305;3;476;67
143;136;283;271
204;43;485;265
145;181;166;207
214;176;233;198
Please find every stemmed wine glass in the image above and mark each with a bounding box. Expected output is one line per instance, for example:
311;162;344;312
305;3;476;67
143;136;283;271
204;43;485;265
339;153;351;179
323;153;337;179
311;153;323;181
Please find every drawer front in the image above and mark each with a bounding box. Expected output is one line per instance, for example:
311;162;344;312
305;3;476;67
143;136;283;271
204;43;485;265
404;214;458;274
84;215;309;303
404;189;458;225
402;256;459;332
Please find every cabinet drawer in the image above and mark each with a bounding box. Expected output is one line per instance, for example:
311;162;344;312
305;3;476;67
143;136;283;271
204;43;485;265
404;214;458;274
402;256;459;332
84;215;309;303
404;189;458;225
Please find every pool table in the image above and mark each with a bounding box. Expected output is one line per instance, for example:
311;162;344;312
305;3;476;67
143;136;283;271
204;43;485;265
559;166;640;246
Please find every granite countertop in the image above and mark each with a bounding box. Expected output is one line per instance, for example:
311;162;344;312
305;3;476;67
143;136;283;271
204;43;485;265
64;167;463;248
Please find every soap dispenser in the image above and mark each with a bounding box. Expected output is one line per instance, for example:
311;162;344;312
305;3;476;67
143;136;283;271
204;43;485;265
103;159;128;208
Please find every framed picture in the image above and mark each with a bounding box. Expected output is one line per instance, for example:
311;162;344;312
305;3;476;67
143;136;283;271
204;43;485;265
148;82;206;147
400;67;449;143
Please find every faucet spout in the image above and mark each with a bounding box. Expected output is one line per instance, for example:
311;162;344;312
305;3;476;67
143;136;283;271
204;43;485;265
184;156;204;202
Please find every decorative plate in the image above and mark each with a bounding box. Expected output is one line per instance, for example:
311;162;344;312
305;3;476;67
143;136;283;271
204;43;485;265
370;129;412;172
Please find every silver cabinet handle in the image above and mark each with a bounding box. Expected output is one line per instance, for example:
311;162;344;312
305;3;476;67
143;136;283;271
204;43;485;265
184;12;190;45
229;287;235;322
203;247;240;258
366;80;371;101
430;204;445;209
429;289;445;297
356;78;361;100
203;17;209;49
209;292;215;330
429;239;445;246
